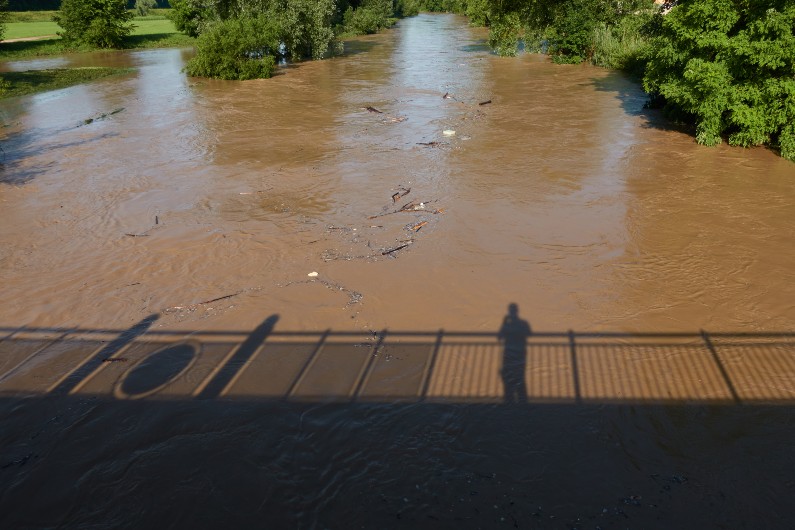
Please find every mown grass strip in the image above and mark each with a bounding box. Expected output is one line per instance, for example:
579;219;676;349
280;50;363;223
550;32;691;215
3;21;60;40
0;67;132;99
5;11;58;24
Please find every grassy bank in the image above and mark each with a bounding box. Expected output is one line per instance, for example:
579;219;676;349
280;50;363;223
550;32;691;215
0;67;131;99
0;11;195;60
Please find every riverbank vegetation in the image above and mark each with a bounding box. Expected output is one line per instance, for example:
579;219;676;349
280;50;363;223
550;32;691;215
0;1;791;160
176;0;419;80
643;1;795;160
414;0;795;161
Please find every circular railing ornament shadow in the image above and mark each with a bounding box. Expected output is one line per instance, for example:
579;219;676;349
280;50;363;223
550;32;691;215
113;341;200;399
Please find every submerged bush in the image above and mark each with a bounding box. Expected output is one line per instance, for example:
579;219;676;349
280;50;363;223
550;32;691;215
275;0;339;60
414;0;467;12
342;0;394;35
643;0;795;160
488;12;522;57
54;0;133;48
395;0;421;17
591;12;654;73
185;15;279;80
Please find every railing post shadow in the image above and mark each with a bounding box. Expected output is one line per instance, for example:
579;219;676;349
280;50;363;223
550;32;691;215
351;330;387;400
196;314;279;399
285;329;330;400
419;329;444;401
50;314;159;396
569;330;582;405
701;329;741;405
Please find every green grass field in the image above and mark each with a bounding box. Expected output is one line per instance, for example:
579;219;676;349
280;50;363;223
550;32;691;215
131;18;180;36
3;21;60;40
0;11;194;60
5;10;58;23
2;10;179;41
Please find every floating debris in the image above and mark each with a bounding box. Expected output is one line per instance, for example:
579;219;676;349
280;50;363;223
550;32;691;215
391;186;411;203
281;277;363;308
320;249;372;262
198;292;241;305
443;130;456;136
382;241;413;256
479;99;492;106
363;105;406;123
163;288;258;314
308;271;319;277
79;107;125;127
399;199;428;212
368;199;439;219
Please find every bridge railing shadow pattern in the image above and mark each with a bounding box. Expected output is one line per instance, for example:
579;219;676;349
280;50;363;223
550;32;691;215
0;315;793;405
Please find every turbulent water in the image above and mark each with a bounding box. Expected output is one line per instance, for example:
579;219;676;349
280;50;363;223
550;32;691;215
1;14;795;529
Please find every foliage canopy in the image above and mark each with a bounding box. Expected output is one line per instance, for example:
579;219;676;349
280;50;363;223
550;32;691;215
0;0;9;43
643;0;795;159
54;0;133;49
185;14;278;80
135;0;158;17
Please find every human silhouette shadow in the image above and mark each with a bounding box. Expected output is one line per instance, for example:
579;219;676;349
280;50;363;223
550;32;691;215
498;303;532;404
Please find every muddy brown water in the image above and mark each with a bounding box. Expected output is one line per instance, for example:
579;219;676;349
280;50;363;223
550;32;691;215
1;14;795;529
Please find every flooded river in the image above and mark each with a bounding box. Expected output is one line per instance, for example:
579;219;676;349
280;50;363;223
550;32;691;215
1;14;795;529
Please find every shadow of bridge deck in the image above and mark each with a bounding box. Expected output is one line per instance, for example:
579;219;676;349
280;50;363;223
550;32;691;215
1;315;793;405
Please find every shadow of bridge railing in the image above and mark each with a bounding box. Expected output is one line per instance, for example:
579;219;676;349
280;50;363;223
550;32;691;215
1;316;794;405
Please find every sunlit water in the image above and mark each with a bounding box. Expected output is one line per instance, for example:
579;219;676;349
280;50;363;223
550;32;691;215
1;14;795;528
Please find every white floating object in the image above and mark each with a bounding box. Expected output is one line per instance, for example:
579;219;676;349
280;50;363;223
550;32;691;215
443;130;456;136
308;272;319;277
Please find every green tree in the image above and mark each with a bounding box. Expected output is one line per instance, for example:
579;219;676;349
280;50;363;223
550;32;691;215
169;0;216;37
135;0;157;16
643;0;795;160
274;0;339;60
0;0;9;42
54;0;134;48
185;14;279;79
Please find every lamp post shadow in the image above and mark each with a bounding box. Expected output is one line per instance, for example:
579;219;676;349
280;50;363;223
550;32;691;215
498;303;532;404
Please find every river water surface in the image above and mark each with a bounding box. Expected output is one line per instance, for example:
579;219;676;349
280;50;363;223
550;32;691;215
1;14;795;529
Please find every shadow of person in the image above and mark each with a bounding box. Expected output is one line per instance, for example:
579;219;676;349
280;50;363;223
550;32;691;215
498;303;531;404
